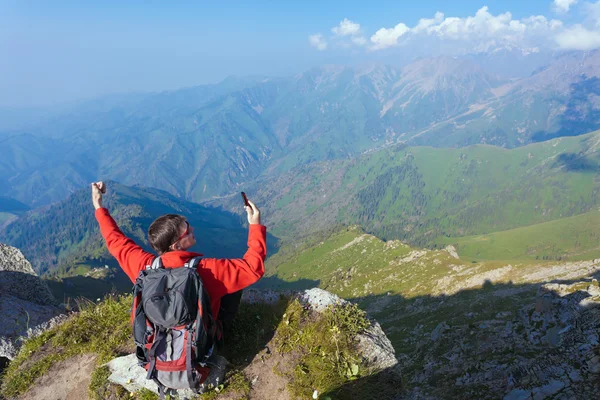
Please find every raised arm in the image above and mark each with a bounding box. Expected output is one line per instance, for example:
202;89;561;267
92;182;154;282
201;199;266;297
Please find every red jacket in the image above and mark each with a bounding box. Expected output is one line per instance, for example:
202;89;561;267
95;207;267;319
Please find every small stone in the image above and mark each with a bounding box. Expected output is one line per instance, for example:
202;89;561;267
532;380;566;400
587;355;600;374
503;388;532;400
568;370;582;383
431;322;449;342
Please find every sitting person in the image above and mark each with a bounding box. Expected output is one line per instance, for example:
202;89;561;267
91;181;266;395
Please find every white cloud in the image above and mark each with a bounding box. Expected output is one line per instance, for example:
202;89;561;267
553;0;578;13
308;34;328;51
332;18;361;36
310;5;600;54
367;7;562;51
413;12;445;33
555;24;600;49
370;23;410;50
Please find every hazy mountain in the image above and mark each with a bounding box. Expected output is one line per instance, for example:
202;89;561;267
412;50;600;147
463;47;556;78
4;51;600;207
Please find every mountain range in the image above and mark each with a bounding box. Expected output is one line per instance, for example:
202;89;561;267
207;131;600;262
3;51;600;208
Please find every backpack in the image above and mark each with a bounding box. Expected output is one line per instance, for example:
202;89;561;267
131;256;220;398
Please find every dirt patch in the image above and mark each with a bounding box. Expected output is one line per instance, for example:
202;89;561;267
19;353;97;400
19;342;64;372
243;346;298;400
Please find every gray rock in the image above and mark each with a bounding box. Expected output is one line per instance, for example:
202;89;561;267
531;379;566;400
444;245;460;259
504;389;532;400
298;287;343;311
431;322;449;342
0;243;56;306
0;295;67;360
357;320;398;370
0;243;66;360
106;353;228;399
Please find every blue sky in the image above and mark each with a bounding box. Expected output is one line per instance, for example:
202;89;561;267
0;0;597;106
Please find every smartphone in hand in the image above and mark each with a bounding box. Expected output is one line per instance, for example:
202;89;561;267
241;192;250;207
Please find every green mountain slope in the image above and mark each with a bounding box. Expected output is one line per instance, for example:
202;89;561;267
0;182;260;276
260;225;472;299
226;131;600;258
260;226;600;398
439;209;600;262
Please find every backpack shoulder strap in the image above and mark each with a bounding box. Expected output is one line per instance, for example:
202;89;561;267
146;257;164;270
184;256;202;270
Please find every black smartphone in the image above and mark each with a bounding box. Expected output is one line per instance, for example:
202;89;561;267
241;192;250;207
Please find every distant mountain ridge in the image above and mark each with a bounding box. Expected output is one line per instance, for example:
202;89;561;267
4;51;600;207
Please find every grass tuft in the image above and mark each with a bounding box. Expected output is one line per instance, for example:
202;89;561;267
274;300;371;399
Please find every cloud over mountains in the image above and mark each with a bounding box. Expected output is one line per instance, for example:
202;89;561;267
309;3;600;54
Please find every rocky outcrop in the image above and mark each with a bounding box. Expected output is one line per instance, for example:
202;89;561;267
399;279;600;399
0;243;66;360
106;288;398;398
501;281;600;399
0;243;55;306
298;288;398;371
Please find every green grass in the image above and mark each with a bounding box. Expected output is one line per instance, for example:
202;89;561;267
274;300;374;399
261;131;600;259
264;225;475;299
439;209;600;261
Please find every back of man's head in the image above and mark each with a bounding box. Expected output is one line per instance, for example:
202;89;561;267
148;214;187;254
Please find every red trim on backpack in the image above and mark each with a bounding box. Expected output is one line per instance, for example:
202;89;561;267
144;330;192;372
197;300;208;332
197;366;210;385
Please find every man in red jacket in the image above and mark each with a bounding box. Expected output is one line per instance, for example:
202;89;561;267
91;181;266;334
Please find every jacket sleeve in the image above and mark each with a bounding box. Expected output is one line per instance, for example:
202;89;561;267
201;224;267;298
95;208;154;282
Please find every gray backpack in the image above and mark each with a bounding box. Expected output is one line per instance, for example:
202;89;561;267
131;256;219;398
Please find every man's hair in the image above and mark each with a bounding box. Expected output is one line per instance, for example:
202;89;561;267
148;214;187;254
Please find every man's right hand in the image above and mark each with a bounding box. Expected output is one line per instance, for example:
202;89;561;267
245;199;261;225
92;181;105;210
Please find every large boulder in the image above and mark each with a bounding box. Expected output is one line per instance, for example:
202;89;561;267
0;243;66;360
298;288;398;371
0;243;55;306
